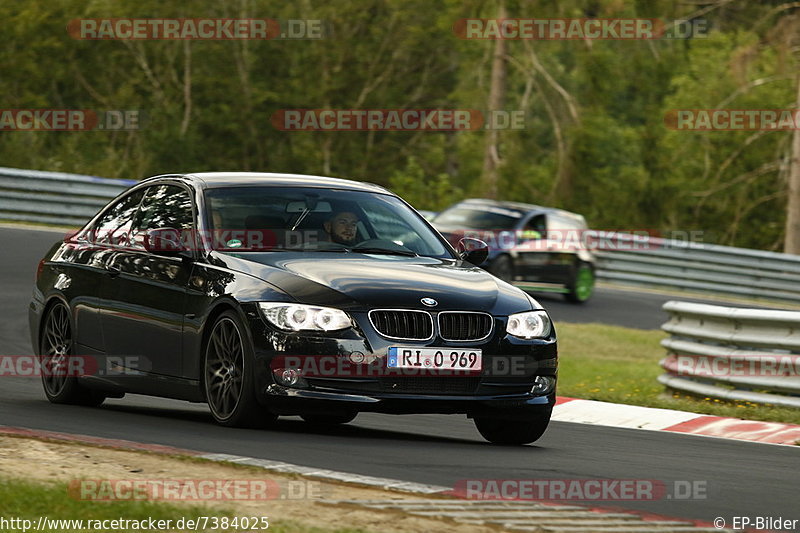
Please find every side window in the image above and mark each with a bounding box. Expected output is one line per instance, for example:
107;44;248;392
130;185;194;249
547;215;584;241
522;214;546;238
91;190;145;246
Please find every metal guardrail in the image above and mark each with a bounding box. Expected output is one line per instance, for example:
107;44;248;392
593;233;800;303
3;166;800;304
0;166;134;226
659;300;800;408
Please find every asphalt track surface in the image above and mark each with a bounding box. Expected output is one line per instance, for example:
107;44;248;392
1;226;797;525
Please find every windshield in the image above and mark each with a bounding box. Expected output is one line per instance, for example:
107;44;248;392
204;186;452;258
433;206;523;231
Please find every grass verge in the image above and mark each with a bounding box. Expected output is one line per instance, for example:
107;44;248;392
555;322;800;425
0;477;368;533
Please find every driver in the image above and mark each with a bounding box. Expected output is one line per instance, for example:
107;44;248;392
323;211;360;245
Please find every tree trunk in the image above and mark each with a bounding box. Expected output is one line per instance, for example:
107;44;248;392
784;74;800;254
480;0;507;199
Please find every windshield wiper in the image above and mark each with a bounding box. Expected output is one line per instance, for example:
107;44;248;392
350;246;418;257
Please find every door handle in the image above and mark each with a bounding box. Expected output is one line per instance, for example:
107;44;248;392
106;264;121;277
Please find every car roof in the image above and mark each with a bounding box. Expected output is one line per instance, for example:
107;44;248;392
140;172;392;194
452;198;586;221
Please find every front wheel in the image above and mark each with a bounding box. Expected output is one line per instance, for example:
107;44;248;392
565;262;594;303
204;310;275;428
39;302;105;406
474;411;551;445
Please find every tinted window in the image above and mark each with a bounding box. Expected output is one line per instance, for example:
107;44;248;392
522;214;546;239
130;185;194;249
433;206;523;230
204;187;451;258
91;190;145;246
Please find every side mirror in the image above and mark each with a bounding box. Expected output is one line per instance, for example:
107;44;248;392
457;237;489;266
143;227;188;257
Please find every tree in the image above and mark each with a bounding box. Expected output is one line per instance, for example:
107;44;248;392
784;74;800;253
479;0;507;199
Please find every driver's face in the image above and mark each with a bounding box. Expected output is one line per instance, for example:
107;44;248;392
327;212;359;243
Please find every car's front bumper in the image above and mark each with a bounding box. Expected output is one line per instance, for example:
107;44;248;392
245;304;558;418
261;384;555;419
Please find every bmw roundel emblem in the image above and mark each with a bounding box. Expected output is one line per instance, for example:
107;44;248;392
421;297;438;307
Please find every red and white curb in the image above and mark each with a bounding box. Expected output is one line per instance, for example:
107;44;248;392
553;397;800;446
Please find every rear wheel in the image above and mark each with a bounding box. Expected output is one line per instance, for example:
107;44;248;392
488;255;514;283
204;310;275;428
474;411;551;445
301;412;357;426
565;262;594;303
40;302;105;406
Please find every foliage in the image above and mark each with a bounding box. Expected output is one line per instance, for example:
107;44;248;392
0;0;798;249
387;157;461;211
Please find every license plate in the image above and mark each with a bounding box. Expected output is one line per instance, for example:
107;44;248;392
387;347;482;370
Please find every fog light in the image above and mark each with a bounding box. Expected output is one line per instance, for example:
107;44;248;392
273;367;302;387
531;376;556;395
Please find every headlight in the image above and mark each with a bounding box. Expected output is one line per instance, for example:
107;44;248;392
259;303;352;332
506;310;551;339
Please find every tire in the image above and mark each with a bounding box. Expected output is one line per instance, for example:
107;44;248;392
301;412;357;426
565;262;594;303
203;310;276;428
474;411;551;445
39;302;105;407
488;255;514;283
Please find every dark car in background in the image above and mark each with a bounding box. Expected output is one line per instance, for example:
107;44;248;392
432;199;596;303
30;173;558;445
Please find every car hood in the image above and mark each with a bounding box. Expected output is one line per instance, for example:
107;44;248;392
212;251;536;314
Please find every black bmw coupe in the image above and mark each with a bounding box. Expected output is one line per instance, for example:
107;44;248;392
30;172;557;444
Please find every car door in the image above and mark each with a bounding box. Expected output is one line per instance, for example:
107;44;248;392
513;213;556;281
52;188;145;355
100;183;195;378
545;214;583;284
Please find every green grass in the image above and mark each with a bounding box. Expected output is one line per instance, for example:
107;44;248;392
0;477;227;532
555;322;800;426
0;477;370;532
